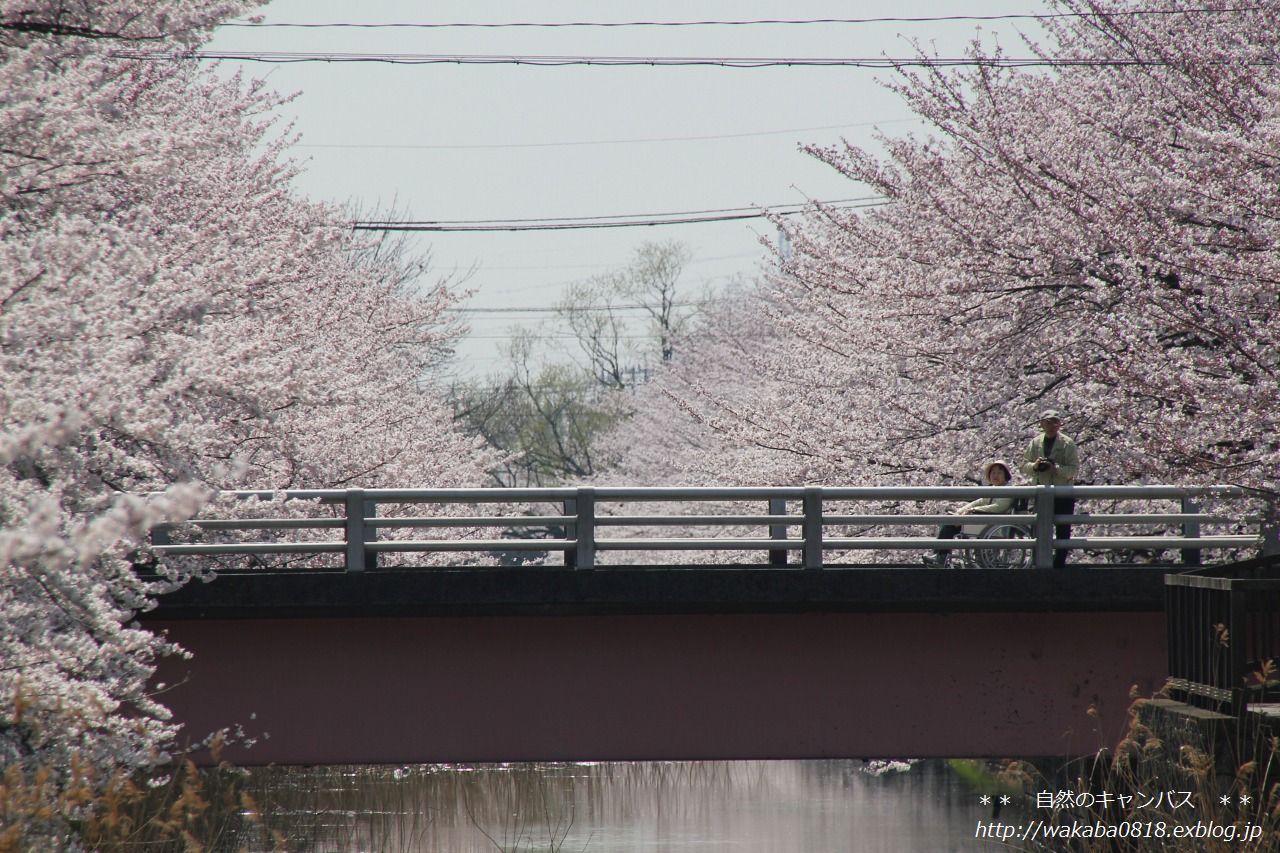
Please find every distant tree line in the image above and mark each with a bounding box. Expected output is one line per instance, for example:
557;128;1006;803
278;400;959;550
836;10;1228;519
450;240;696;487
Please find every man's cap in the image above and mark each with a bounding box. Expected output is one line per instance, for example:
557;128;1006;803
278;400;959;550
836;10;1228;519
1039;409;1063;423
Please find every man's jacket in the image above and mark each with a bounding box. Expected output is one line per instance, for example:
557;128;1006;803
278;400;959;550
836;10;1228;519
1020;433;1079;485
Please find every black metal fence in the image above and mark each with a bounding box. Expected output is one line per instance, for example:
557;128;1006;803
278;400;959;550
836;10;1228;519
1165;554;1280;715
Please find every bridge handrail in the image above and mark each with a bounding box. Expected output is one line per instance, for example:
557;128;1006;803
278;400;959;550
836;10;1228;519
198;484;1245;501
148;484;1275;571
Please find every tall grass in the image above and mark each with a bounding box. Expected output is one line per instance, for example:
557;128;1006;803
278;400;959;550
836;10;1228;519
0;753;287;852
1001;689;1280;852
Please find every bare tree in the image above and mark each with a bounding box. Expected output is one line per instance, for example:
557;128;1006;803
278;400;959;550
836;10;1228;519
453;241;697;487
558;273;631;389
558;240;694;386
626;240;692;364
451;331;622;486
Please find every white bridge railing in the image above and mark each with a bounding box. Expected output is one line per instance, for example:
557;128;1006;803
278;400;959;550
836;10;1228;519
149;485;1279;571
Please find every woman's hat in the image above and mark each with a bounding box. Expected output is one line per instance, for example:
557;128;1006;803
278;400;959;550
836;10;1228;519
984;461;1012;481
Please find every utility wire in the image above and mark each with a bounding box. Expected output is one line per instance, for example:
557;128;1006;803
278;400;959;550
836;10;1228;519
221;8;1263;29
476;251;759;272
297;119;920;150
369;197;881;225
353;198;887;232
466;333;661;340
448;301;712;314
117;50;1264;68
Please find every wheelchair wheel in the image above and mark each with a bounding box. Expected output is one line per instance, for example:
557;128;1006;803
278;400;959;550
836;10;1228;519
975;524;1032;569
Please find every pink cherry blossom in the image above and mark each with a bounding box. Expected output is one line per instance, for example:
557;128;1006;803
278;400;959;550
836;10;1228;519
1;0;490;825
613;0;1280;500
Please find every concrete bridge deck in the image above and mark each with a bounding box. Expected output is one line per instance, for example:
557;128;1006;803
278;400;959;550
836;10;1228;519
146;566;1169;765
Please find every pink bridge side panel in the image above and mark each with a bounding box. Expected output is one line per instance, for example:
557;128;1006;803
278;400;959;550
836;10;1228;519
151;611;1166;764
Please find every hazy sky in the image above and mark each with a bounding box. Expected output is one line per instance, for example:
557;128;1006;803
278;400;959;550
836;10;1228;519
208;1;1051;376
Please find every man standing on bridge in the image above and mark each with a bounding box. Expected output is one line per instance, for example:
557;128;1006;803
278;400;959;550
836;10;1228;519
1021;410;1080;568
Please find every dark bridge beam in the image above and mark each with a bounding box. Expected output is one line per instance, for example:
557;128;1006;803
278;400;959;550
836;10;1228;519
149;564;1168;618
146;567;1169;764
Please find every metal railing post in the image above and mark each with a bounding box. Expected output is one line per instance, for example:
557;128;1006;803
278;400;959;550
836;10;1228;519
363;497;378;570
136;524;172;573
1033;486;1055;569
1262;502;1280;558
768;496;788;567
1181;496;1202;566
1165;581;1182;696
150;525;172;548
563;496;577;568
573;487;596;570
802;487;823;570
344;489;368;573
1229;585;1247;719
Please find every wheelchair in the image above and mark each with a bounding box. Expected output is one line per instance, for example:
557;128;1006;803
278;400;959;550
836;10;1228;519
947;519;1034;569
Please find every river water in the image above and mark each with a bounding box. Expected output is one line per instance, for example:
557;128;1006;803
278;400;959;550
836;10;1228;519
240;759;1011;852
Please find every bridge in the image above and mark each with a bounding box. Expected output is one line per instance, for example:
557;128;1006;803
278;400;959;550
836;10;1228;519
142;484;1278;766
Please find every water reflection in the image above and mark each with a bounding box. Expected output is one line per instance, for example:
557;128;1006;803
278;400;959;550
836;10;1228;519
240;760;1003;852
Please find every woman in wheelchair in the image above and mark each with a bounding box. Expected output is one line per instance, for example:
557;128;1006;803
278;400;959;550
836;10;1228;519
922;461;1020;568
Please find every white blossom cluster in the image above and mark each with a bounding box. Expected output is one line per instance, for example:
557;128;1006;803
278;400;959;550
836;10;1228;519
608;0;1280;499
0;0;490;820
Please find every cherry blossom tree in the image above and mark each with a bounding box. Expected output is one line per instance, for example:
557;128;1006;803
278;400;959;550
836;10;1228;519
1;0;488;833
588;285;806;565
596;282;794;487
613;0;1280;499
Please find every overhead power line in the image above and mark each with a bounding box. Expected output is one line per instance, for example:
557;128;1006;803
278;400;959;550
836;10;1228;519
465;332;662;340
221;8;1263;29
381;197;881;224
448;300;712;315
298;118;920;151
476;251;759;273
117;50;1263;68
351;198;887;232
